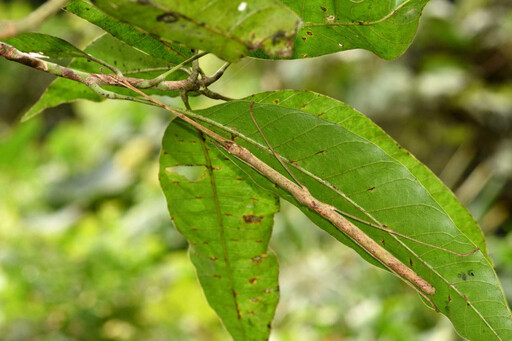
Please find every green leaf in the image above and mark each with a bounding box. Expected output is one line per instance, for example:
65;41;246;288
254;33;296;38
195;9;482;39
22;33;188;121
3;33;89;59
91;0;301;62
65;0;193;64
253;0;430;60
181;90;512;340
159;121;280;341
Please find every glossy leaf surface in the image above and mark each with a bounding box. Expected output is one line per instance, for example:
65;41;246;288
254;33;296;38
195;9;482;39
253;0;430;59
91;0;301;62
183;90;512;340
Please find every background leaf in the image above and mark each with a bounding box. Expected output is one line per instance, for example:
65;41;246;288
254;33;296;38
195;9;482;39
65;0;192;65
252;0;430;59
22;33;189;121
183;90;512;340
159;120;280;341
91;0;301;62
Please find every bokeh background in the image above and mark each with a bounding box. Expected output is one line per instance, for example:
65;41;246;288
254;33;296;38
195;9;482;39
1;0;511;340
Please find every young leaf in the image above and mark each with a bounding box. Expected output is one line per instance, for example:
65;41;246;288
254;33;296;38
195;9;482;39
253;0;430;60
22;33;188;121
64;0;193;64
159;120;280;341
181;91;512;341
91;0;301;62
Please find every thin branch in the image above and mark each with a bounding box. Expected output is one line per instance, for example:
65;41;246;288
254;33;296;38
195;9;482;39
204;62;231;86
199;87;234;101
0;42;217;93
0;0;69;40
106;75;436;297
85;53;123;76
88;82;155;106
180;91;192;110
137;51;207;89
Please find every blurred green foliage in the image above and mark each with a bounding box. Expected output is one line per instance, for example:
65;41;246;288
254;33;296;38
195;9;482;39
0;0;511;340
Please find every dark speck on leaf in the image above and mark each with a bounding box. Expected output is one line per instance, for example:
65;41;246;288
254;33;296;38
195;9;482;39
321;7;327;12
157;12;179;23
272;30;286;45
243;215;263;223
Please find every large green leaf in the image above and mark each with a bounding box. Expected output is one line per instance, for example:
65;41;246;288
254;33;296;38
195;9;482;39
22;33;188;121
65;0;193;64
91;0;301;62
159;121;280;341
253;0;430;59
179;91;512;340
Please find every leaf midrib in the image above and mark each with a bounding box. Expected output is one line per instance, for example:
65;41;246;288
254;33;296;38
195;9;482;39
198;131;245;340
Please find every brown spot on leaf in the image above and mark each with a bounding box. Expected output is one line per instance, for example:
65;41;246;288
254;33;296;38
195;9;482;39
321;7;327;12
301;37;306;41
249;277;257;284
157;12;179;23
243;215;263;223
367;186;375;191
274;99;279;104
409;258;414;267
315;150;325;155
213;274;222;279
252;253;267;263
211;256;217;261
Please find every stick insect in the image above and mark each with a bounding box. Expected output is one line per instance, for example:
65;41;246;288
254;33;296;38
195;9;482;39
106;74;476;311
